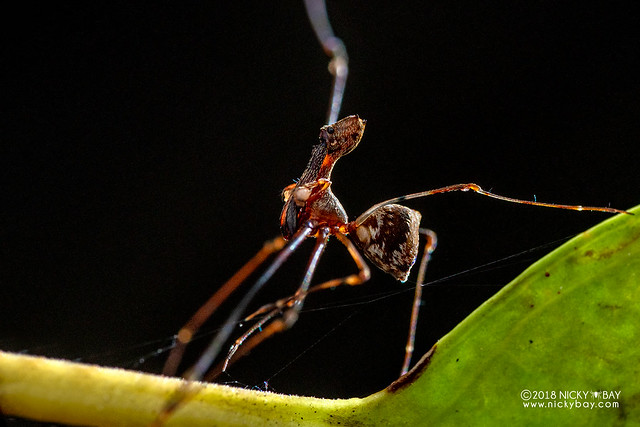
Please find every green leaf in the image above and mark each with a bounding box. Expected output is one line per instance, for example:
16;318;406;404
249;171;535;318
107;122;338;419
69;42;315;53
359;204;640;425
1;206;638;426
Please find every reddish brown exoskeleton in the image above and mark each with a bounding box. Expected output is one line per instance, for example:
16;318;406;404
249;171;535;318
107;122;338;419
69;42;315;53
281;115;422;282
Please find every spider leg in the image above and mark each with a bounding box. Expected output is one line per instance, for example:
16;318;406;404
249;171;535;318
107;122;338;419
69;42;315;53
206;227;330;377
203;306;282;382
242;233;370;322
208;232;371;378
152;225;314;427
303;0;348;124
184;224;314;382
401;228;437;376
356;183;627;227
162;236;286;377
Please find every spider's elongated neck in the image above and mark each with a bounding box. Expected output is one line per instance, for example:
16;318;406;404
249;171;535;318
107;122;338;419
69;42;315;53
280;115;366;240
297;143;338;185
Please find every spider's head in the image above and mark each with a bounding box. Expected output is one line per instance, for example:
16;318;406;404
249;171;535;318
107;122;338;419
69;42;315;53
320;115;366;159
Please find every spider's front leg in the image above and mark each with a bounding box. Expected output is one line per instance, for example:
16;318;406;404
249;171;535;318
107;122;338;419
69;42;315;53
162;236;286;377
210;232;372;378
201;227;329;379
242;233;371;323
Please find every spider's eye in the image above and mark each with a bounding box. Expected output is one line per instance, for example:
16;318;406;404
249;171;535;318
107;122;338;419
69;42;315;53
326;126;335;134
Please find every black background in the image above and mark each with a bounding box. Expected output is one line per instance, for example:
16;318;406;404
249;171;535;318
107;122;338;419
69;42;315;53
4;0;639;409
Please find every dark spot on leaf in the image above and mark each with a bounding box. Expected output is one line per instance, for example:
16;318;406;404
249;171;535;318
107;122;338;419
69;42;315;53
529;340;533;344
387;344;437;393
530;304;534;308
598;303;623;310
456;358;459;362
545;271;550;277
557;291;561;294
585;247;620;260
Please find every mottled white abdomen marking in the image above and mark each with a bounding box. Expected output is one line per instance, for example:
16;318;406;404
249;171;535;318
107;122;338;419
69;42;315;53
351;204;421;282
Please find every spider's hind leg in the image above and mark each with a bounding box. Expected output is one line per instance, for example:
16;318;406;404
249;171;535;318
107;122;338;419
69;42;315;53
349;203;438;375
401;228;437;375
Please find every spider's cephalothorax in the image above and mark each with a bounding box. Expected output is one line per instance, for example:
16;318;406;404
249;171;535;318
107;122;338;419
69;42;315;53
280;115;366;239
280;115;422;283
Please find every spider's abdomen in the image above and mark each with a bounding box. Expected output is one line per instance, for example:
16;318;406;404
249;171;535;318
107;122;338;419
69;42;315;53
351;204;421;282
